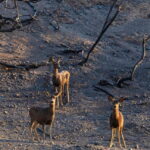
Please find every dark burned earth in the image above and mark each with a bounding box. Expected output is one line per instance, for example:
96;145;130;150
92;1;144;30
0;0;150;150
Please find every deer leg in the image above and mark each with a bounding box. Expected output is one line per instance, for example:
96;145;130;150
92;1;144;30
34;128;40;142
66;82;70;103
60;92;63;106
30;121;39;141
59;86;63;106
49;125;52;140
57;96;60;108
113;128;117;139
118;128;122;148
49;123;55;145
109;128;115;148
49;124;55;144
31;121;38;141
63;84;67;104
30;122;34;141
33;122;40;142
55;87;59;107
56;96;59;107
121;130;126;148
62;84;64;97
42;125;46;143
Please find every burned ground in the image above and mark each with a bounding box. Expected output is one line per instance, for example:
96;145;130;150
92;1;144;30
0;0;150;149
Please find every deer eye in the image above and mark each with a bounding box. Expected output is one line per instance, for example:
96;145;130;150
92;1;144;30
113;105;116;109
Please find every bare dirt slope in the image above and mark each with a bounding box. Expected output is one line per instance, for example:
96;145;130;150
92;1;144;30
0;0;150;149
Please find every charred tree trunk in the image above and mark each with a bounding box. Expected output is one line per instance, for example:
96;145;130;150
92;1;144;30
78;0;124;65
117;35;150;88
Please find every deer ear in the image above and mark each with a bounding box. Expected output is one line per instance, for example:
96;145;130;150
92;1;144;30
57;57;61;63
108;96;115;102
119;97;125;103
49;56;55;62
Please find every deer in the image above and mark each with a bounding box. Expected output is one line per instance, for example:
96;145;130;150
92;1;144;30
108;96;127;148
50;57;70;107
29;92;61;143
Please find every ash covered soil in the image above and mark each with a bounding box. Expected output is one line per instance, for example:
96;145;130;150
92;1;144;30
0;0;150;149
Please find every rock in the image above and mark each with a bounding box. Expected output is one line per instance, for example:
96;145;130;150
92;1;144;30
4;111;8;114
15;93;20;98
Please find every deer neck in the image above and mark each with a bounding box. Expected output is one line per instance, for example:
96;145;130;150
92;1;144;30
53;67;59;78
113;109;120;119
50;103;56;115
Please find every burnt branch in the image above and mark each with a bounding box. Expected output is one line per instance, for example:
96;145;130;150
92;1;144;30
58;49;83;55
78;0;124;65
0;61;49;71
93;85;114;97
0;1;37;32
117;35;150;88
98;80;113;86
131;36;149;79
